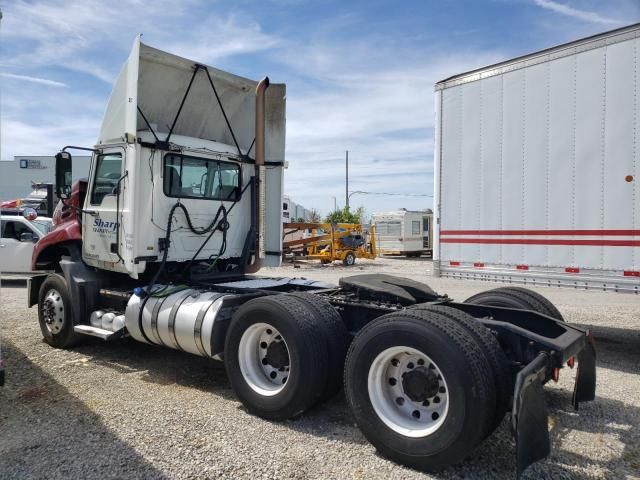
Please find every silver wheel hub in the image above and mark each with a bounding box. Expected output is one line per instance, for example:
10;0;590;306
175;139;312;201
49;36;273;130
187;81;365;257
43;289;65;334
368;346;449;438
238;323;290;396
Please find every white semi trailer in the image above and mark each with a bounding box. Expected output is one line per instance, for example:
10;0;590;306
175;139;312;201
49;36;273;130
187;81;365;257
27;37;596;476
433;23;640;293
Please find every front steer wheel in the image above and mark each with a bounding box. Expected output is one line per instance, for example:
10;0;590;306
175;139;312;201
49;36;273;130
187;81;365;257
344;308;495;472
37;274;83;349
224;295;329;420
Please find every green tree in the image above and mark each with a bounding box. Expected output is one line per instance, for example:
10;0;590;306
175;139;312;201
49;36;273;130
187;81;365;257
308;209;322;223
324;206;364;224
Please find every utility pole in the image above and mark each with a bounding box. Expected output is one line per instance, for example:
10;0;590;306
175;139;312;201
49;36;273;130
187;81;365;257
345;150;349;209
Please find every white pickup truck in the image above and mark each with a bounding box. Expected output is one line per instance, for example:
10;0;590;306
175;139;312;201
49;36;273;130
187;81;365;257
0;214;52;274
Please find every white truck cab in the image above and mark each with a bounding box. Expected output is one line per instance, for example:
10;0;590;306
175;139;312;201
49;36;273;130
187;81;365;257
71;37;285;279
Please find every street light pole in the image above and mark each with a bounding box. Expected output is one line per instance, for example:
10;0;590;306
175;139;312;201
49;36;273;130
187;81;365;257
345;150;349;209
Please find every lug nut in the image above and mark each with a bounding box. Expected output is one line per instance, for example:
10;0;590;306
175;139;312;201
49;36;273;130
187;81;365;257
395;397;405;406
432;412;439;421
412;410;421;419
389;378;397;386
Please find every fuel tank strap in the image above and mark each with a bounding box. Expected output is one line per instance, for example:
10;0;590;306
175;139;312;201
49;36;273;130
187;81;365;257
167;291;193;351
150;296;171;346
193;297;217;357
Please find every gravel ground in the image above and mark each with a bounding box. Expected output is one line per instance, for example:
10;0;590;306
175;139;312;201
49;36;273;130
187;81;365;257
1;257;639;479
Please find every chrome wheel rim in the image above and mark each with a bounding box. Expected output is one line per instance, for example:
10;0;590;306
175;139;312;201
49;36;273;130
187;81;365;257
368;346;449;438
42;288;65;334
238;322;290;396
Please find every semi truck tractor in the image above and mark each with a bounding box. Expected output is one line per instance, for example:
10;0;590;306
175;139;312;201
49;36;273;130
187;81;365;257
29;37;595;476
433;22;640;293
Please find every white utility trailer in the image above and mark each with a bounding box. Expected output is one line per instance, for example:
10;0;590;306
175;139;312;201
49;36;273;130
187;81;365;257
433;23;640;293
372;210;426;257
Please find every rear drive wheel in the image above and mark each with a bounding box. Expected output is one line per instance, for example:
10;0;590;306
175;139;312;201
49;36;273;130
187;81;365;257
465;287;564;321
288;292;350;400
410;304;512;433
224;295;329;420
344;309;494;471
343;251;356;266
37;274;83;349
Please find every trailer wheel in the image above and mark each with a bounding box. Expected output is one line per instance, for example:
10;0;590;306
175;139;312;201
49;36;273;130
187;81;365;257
288;292;350;400
465;287;564;321
224;295;329;420
343;251;356;266
409;304;512;433
37;274;83;349
344;309;494;471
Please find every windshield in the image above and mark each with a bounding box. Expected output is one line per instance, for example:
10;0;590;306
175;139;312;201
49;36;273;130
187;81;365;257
31;219;52;235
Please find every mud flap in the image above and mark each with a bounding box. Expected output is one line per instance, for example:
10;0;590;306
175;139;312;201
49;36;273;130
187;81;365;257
572;332;596;410
512;352;550;478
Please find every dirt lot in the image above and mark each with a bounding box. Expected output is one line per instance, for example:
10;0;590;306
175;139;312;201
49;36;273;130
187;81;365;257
1;257;639;479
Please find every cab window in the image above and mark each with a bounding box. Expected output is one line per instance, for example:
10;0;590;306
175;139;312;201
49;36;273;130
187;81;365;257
163;154;240;201
91;153;123;205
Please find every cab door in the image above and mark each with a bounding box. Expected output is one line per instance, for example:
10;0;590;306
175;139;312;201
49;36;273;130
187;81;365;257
82;149;125;270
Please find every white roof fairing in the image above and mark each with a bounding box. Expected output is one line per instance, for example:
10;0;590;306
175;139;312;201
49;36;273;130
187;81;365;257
97;36;286;162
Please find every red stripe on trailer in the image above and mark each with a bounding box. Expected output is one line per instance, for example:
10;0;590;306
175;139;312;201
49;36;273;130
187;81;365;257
565;267;580;273
449;261;460;266
440;229;640;236
473;262;484;268
624;271;640;277
516;265;529;270
440;238;640;246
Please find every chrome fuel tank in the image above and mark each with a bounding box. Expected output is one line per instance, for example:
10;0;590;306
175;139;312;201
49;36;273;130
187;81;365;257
125;288;228;357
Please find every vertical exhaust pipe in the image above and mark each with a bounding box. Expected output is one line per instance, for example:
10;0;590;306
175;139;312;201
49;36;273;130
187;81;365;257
246;77;269;273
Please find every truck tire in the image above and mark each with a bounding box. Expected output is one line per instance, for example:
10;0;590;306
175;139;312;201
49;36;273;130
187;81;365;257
224;295;329;420
344;309;494;471
409;304;512;433
288;292;350;400
465;287;564;321
37;274;84;349
343;251;356;266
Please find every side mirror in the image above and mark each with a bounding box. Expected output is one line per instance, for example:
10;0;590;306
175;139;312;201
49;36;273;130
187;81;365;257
22;207;38;221
20;232;36;243
55;151;73;199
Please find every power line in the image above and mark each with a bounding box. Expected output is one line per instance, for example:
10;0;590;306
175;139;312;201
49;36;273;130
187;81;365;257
348;190;433;200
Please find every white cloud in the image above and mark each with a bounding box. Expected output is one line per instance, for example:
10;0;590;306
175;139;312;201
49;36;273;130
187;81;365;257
158;15;282;65
278;37;503;214
533;0;625;26
0;73;67;88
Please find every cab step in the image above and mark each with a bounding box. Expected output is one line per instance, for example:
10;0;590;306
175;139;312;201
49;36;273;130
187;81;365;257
74;325;124;341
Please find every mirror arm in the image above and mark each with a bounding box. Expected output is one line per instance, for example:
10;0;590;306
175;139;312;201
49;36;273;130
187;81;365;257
62;145;100;154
